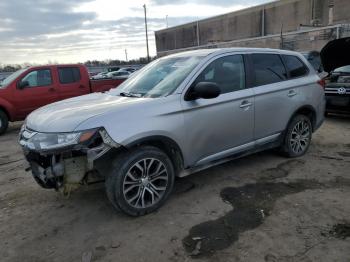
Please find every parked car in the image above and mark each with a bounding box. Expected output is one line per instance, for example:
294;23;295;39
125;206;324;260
88;71;99;78
0;64;126;134
320;37;350;115
121;67;137;73
106;70;131;79
91;71;109;80
19;48;325;216
107;67;121;72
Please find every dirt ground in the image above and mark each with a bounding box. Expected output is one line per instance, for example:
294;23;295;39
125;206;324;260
0;117;349;262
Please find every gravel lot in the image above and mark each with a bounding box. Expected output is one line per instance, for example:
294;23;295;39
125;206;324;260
0;117;349;262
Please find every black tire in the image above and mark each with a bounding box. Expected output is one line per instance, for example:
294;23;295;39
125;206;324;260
0;110;9;135
105;146;175;216
281;114;312;158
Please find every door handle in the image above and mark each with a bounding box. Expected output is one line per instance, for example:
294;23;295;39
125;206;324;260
79;85;85;89
48;87;56;92
287;90;297;97
239;100;252;108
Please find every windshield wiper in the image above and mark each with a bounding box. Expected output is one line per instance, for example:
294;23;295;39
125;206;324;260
119;92;142;98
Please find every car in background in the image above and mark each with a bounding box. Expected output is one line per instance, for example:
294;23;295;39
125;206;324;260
121;67;137;73
91;71;109;80
107;67;121;72
91;68;136;80
0;64;126;134
320;37;350;115
301;51;327;78
19;48;325;216
106;70;131;79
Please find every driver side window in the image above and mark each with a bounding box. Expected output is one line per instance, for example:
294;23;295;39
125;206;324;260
21;69;52;87
193;55;246;94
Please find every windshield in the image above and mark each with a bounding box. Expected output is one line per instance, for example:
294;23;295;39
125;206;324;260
110;55;205;98
334;65;350;73
0;68;27;88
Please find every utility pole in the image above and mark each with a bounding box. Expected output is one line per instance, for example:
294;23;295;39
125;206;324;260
125;49;128;62
166;15;168;28
196;21;200;46
143;4;150;63
280;23;284;49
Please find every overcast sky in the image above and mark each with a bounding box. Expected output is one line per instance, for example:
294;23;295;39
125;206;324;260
0;0;271;65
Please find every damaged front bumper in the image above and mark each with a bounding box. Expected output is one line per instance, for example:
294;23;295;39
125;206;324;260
19;127;120;195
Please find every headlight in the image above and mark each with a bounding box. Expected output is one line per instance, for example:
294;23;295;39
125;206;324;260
21;129;97;151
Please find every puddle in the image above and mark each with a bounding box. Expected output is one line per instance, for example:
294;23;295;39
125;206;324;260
183;178;350;258
329;223;350;239
259;159;305;181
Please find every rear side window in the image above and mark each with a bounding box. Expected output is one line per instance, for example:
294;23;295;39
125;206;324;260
58;67;81;84
252;54;287;86
282;55;309;78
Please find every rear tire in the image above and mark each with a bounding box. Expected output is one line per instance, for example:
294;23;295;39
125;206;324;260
281;115;312;157
105;146;175;216
0;110;9;135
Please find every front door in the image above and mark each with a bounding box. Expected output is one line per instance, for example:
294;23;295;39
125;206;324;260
13;68;59;118
181;54;255;167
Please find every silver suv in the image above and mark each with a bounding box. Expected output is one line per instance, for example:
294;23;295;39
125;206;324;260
19;48;325;216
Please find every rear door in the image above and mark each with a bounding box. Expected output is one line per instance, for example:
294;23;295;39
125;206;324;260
181;53;255;166
251;53;308;143
12;68;59;118
57;66;89;100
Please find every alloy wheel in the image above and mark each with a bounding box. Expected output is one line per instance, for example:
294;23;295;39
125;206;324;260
122;158;169;209
289;120;311;154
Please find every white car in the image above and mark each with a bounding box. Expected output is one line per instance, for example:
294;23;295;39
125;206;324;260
106;70;131;79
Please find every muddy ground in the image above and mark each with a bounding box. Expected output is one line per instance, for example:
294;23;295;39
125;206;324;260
0;116;349;262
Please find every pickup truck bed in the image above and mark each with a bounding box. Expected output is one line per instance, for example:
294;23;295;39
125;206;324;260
90;78;125;93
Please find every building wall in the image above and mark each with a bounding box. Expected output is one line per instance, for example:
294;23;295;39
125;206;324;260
155;0;350;54
264;0;312;34
157;25;350;57
333;0;350;24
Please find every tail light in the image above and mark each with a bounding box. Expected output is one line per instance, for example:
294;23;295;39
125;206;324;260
317;79;326;88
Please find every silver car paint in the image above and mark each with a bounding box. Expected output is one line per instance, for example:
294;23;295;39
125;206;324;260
25;48;325;170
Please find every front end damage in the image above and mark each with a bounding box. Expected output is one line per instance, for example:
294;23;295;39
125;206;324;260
19;127;120;195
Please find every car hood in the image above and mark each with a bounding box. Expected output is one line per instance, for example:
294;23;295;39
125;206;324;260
26;93;147;132
320;37;350;73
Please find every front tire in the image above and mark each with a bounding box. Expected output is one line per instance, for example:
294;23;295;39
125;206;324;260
281;115;312;157
105;146;175;216
0;110;9;135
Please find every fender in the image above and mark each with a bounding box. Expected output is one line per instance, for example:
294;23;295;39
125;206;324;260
124;135;185;172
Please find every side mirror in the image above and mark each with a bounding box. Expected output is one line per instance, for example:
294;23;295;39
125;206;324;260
185;82;221;101
18;80;29;89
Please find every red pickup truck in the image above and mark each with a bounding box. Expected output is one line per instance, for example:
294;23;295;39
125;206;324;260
0;64;126;134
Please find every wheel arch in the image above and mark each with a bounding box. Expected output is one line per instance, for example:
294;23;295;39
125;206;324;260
0;98;15;122
0;105;10;121
287;105;317;132
124;135;185;176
